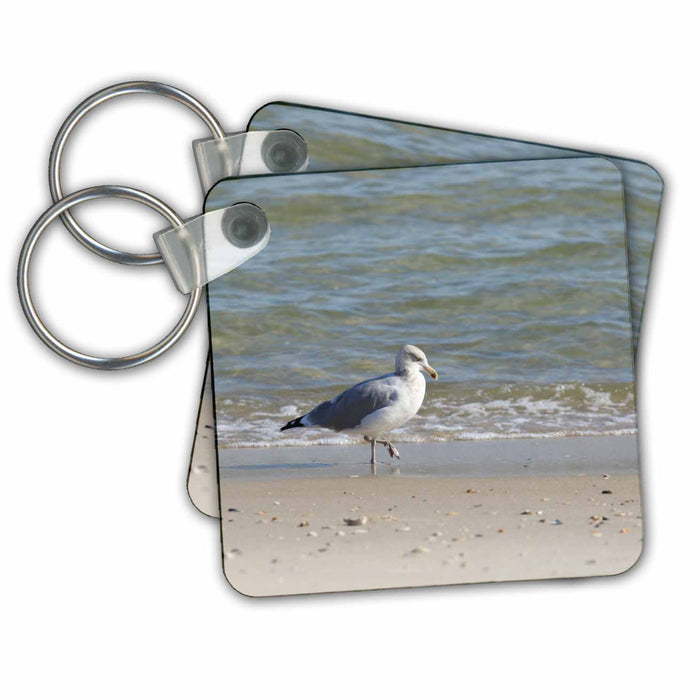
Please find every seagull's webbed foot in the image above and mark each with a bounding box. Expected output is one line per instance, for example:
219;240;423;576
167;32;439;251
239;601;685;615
377;439;400;460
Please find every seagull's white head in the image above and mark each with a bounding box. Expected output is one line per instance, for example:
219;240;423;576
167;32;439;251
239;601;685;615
395;345;438;380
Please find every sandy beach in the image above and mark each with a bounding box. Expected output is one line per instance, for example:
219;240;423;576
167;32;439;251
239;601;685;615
186;373;219;518
218;436;642;596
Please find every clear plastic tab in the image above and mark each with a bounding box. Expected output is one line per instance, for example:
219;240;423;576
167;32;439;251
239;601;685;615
193;129;308;192
154;203;270;293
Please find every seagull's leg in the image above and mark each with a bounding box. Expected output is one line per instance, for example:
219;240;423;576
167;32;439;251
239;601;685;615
364;436;377;475
376;439;400;460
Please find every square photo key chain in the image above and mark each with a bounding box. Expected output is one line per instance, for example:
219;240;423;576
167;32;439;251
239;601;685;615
203;157;638;596
187;103;663;519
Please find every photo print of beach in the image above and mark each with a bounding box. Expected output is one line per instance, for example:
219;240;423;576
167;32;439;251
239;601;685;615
206;158;641;596
187;103;662;516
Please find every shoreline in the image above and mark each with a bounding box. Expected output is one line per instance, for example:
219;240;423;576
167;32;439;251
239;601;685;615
220;434;640;481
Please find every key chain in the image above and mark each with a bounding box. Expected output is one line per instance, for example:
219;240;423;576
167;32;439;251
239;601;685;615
16;80;658;596
202;157;640;595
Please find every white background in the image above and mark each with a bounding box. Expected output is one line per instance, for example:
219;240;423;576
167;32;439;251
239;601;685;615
2;2;697;697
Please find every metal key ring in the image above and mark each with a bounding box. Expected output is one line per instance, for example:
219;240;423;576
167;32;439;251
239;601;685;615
18;185;201;370
49;81;226;266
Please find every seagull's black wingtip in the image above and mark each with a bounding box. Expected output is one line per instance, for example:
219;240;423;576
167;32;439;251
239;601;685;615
281;416;305;431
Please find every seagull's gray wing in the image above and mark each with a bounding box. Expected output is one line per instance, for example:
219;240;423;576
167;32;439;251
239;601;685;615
306;373;400;432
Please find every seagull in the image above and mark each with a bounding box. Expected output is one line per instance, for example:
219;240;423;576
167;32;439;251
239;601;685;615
280;345;438;474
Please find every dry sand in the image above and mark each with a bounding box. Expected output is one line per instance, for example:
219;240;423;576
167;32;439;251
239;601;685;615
186;370;219;517
220;470;643;596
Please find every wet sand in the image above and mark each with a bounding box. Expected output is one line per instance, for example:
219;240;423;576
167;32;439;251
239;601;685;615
218;435;638;480
220;467;642;596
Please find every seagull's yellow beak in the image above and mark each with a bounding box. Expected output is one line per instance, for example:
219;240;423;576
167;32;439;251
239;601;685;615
423;364;438;380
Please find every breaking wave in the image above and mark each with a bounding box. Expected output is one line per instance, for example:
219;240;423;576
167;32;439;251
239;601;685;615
215;381;636;449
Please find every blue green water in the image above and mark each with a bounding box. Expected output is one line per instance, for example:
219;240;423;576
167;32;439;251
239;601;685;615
248;102;662;343
207;158;636;448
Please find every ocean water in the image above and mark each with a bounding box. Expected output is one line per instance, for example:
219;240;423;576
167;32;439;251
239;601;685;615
207;158;636;450
247;102;663;343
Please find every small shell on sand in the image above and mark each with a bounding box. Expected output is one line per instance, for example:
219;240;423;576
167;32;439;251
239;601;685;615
343;516;368;526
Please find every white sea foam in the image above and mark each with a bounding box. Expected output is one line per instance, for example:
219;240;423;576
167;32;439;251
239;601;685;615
217;426;638;449
215;382;637;448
